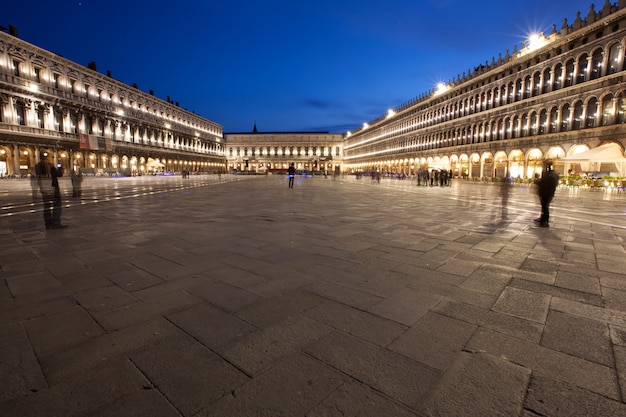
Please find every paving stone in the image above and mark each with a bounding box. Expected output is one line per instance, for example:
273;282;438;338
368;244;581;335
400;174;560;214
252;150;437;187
551;296;626;327
221;314;331;376
419;352;530;417
436;258;483;277
466;327;620;400
88;388;182;417
105;265;164;292
524;373;626;417
0;323;47;403
614;345;626;402
541;310;613;367
602;286;626;312
554;269;601;295
0;358;149;417
247;269;319;297
389;312;477;371
238;290;325;328
40;317;184;384
492;286;551;324
129;333;249;417
307;380;420;417
73;285;139;312
369;287;443;326
303;279;384;310
460;267;511;296
196;353;346;417
23;305;104;357
167;302;257;350
596;253;626;274
305;299;407;346
4;271;62;297
433;299;543;343
186;278;262;312
93;291;202;331
305;332;441;409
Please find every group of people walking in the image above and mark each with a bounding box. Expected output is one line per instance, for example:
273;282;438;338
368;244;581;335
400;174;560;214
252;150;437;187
416;168;453;187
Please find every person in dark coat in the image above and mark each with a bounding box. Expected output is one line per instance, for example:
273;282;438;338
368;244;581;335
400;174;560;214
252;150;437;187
288;163;296;188
535;160;560;227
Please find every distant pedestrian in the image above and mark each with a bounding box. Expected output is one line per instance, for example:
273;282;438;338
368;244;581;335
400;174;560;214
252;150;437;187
288;163;296;188
71;170;83;197
534;160;559;227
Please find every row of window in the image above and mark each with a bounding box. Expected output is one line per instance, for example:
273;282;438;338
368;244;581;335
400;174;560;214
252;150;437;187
0;98;223;155
228;146;341;157
352;92;626;159
349;36;626;149
3;51;220;136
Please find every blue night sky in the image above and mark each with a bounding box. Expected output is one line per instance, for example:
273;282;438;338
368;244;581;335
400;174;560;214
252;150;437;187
5;0;598;133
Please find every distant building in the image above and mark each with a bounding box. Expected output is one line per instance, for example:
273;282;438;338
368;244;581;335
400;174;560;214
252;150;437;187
225;127;343;174
343;2;626;179
0;31;224;177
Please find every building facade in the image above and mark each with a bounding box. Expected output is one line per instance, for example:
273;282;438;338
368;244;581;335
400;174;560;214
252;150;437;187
0;31;225;177
343;2;626;179
225;129;343;174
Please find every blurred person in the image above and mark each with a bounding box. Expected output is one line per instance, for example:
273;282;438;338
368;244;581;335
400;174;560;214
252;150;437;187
534;160;559;228
35;155;67;229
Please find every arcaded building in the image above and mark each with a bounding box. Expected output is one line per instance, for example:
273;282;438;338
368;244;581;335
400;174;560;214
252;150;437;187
0;30;225;177
225;128;343;174
343;2;626;179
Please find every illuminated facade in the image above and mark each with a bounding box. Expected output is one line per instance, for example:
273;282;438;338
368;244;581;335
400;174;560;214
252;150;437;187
343;2;626;179
0;31;224;177
225;129;343;173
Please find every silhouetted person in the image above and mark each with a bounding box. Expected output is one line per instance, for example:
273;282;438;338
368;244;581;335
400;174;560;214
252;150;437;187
35;156;67;229
534;161;559;227
288;163;295;188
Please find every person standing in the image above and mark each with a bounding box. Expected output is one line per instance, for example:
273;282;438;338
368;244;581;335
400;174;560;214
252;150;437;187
535;160;559;227
288;163;296;188
35;155;67;229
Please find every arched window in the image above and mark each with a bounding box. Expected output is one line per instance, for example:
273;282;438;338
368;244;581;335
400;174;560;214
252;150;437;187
590;48;603;80
601;94;614;126
523;75;532;99
565;59;575;87
617;93;626;123
577;54;589;83
532;72;541;96
542;68;551;93
586;98;598;128
539;109;548;134
561;104;571;130
512;116;520;138
503;117;510;139
515;79;523;101
608;43;622;74
549;107;558;133
553;64;563;90
521;113;529;136
529;112;537;135
573;101;584;129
